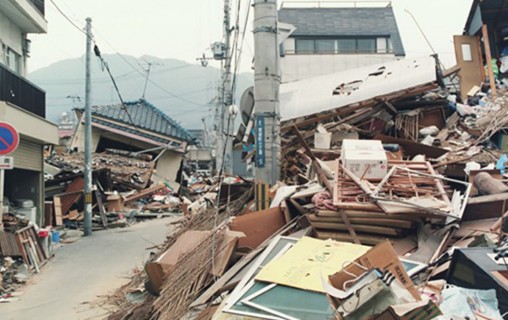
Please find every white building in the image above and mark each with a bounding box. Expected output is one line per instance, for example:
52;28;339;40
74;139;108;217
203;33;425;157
0;0;58;225
278;2;406;82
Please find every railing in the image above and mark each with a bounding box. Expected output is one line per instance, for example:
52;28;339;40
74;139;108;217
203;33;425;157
30;0;44;16
0;64;46;118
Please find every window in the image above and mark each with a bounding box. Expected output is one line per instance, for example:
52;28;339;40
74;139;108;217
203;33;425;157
293;37;388;54
315;39;335;53
6;48;21;74
295;39;315;53
337;39;356;53
357;39;376;53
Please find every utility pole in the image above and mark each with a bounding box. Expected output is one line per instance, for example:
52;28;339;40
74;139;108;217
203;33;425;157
253;0;281;206
83;17;93;236
142;62;152;99
215;0;234;175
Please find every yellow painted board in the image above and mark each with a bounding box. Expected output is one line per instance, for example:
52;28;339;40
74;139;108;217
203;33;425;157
255;236;370;293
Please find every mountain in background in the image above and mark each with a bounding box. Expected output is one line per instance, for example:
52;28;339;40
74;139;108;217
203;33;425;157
28;54;253;130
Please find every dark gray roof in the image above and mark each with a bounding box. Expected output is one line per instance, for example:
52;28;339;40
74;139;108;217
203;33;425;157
90;99;195;144
278;7;405;56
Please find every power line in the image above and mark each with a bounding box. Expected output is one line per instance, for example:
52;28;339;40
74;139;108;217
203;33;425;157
49;0;91;40
94;45;137;130
231;0;252;102
49;0;208;108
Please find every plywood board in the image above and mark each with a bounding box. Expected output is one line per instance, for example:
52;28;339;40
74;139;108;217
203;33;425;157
453;35;483;102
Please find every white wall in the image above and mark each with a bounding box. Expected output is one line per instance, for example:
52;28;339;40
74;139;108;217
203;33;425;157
154;151;182;188
70;118;101;152
280;53;400;82
0;10;25;76
0;101;58;144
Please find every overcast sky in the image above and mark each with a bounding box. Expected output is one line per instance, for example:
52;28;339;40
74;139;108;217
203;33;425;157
28;0;473;74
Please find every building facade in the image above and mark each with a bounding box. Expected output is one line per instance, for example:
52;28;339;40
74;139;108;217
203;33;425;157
278;2;405;82
0;0;58;226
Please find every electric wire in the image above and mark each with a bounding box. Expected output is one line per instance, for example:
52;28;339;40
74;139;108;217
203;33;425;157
211;112;234;281
94;45;137;130
50;0;208;107
231;0;252;103
49;0;93;41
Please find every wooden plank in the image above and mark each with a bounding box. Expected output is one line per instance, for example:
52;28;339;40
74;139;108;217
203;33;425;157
44;201;53;227
291;125;334;195
316;210;421;221
310;222;402;237
124;183;166;203
340;212;361;244
308;214;414;229
94;190;108;228
53;196;63;226
314;230;386;246
482;24;497;98
464;193;508;221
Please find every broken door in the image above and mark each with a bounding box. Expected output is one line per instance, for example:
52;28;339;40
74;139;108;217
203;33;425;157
454;35;484;102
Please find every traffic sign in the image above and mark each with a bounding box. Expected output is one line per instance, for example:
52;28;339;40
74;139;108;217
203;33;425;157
0;122;19;156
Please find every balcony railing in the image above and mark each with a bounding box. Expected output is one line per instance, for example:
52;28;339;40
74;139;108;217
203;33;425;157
30;0;45;16
0;64;46;118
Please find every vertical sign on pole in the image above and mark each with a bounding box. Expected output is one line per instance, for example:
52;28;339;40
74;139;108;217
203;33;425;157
255;115;265;168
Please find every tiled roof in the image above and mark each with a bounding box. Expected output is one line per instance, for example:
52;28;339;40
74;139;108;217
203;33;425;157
278;7;405;56
90;99;195;144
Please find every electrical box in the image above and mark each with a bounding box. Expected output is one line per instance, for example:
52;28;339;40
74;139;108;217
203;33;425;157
341;139;388;180
212;42;226;60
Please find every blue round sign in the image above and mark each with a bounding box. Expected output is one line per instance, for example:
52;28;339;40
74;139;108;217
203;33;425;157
0;122;19;155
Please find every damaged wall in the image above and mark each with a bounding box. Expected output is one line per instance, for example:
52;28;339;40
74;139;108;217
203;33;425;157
153;150;183;188
70;118;101;152
281;54;399;82
279;56;437;121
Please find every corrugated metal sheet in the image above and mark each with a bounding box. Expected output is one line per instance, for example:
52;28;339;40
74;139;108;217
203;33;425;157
11;139;43;172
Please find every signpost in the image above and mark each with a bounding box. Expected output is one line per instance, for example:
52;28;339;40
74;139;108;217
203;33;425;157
0;122;18;221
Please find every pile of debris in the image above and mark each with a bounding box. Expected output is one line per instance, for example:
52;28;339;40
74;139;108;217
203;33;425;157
0;215;51;301
44;149;186;231
102;57;508;319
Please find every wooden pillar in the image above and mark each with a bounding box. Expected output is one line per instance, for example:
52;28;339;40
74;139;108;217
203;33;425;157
482;24;497;97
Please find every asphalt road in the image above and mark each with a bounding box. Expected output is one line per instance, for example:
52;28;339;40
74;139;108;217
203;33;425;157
0;217;178;320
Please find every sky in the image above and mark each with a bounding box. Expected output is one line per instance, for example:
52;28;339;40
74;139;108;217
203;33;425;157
28;0;474;75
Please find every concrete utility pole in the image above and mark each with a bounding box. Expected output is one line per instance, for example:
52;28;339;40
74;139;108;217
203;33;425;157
253;0;281;187
84;17;93;236
215;0;234;175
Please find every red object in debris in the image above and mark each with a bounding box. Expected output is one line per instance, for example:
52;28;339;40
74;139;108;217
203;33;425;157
38;230;49;238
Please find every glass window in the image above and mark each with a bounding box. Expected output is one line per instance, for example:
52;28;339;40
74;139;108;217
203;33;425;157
295;39;315;53
6;48;20;74
357;39;376;53
315;39;335;53
337;39;356;53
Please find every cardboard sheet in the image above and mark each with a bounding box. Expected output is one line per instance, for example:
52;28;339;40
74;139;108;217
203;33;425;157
254;237;370;293
230;207;287;250
328;240;421;301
